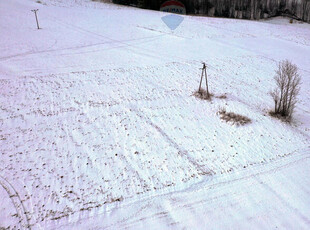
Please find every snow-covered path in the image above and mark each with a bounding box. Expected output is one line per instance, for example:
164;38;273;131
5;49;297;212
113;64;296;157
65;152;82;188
58;151;310;229
1;0;310;229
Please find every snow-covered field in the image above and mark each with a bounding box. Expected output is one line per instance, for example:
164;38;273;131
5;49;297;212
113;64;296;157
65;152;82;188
0;0;309;229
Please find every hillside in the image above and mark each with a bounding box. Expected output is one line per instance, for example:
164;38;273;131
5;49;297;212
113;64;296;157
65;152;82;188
0;0;309;229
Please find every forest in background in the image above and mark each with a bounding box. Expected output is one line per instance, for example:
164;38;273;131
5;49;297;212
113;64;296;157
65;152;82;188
112;0;310;22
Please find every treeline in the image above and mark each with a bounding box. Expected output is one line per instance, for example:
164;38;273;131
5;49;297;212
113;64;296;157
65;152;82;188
112;0;310;22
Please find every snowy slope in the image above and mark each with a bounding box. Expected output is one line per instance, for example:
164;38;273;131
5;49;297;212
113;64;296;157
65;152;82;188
0;0;309;229
57;151;310;230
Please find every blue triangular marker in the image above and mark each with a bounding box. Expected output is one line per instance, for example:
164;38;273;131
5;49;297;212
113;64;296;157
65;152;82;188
161;14;184;31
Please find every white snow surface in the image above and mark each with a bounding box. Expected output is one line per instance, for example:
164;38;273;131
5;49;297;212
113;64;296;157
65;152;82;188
0;0;309;229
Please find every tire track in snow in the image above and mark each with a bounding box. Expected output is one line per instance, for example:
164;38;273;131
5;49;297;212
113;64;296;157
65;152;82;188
254;176;310;225
0;175;31;230
81;150;310;230
0;35;164;62
133;110;214;176
0;13;165;62
170;150;310;211
43;15;178;63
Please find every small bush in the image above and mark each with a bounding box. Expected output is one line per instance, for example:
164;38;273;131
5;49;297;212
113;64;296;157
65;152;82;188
269;111;291;122
270;60;301;120
194;89;213;100
218;108;251;126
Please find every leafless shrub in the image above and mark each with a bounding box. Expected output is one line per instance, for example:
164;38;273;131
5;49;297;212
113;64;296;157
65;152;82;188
269;111;291;123
218;108;251;126
270;60;301;120
194;89;213;100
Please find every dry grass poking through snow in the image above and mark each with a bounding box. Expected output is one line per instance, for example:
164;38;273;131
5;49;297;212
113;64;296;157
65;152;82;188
216;94;227;99
193;89;213;100
218;108;251;126
269;111;292;123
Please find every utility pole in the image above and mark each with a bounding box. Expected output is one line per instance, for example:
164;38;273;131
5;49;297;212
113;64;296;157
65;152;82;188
198;62;210;97
31;9;40;29
198;63;204;91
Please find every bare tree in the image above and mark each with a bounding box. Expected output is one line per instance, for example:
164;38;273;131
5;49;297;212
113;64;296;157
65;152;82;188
302;0;310;21
270;60;301;119
291;0;298;16
124;0;310;22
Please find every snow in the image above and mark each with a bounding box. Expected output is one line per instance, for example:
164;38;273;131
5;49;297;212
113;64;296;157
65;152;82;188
57;151;310;229
0;0;309;229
